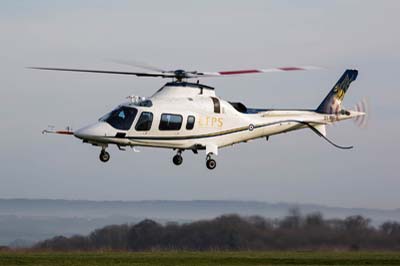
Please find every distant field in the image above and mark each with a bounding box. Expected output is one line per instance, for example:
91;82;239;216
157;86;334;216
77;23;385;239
1;251;400;266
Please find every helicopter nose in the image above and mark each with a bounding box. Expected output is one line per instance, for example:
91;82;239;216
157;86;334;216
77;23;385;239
74;123;108;140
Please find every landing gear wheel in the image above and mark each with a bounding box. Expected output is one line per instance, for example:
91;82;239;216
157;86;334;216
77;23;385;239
206;158;217;170
99;151;110;163
173;154;183;166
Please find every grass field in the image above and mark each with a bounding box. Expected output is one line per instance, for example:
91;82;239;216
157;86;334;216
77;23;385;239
1;251;400;266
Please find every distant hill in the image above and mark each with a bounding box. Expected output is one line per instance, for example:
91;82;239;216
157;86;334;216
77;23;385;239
1;199;399;246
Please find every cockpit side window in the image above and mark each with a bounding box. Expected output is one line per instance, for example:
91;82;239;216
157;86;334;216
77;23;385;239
135;112;153;131
99;106;137;130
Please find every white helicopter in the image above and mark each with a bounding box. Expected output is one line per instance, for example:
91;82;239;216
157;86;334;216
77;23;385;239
33;64;366;170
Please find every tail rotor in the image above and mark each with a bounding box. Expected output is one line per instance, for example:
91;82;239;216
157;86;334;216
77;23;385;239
353;97;369;128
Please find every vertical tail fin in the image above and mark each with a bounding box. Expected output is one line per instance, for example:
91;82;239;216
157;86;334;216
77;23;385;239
316;69;358;114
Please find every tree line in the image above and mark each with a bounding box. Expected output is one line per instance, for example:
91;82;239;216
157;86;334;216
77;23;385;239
34;209;400;251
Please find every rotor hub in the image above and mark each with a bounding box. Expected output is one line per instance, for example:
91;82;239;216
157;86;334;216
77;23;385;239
173;69;187;81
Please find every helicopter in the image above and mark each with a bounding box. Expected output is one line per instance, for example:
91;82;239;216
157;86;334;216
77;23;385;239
33;64;366;170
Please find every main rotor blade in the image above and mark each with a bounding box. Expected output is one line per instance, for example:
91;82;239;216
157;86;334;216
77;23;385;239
108;59;167;73
28;67;175;78
29;65;321;80
197;66;321;77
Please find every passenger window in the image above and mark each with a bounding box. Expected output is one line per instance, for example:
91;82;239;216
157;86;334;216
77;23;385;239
135;112;153;131
159;114;183;130
186;115;195;130
211;97;221;113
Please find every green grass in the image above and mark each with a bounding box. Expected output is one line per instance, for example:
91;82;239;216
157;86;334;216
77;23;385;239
1;251;400;266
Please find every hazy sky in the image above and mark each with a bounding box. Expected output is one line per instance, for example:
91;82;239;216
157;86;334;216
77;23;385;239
0;0;399;209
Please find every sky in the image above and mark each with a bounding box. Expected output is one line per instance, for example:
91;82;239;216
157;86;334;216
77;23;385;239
0;0;399;209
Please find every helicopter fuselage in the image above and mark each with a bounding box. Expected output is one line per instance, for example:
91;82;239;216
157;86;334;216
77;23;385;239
73;82;356;156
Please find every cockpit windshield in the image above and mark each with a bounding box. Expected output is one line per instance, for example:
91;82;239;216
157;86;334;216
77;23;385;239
99;106;138;130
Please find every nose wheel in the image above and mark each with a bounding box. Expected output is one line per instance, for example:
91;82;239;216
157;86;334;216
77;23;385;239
173;151;183;166
206;154;217;170
99;150;110;163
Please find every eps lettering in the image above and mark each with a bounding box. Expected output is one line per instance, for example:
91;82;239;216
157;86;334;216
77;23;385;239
198;116;223;128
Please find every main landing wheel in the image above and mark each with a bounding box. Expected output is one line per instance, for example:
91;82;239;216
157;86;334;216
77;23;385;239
206;158;217;170
99;151;110;163
173;154;183;166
